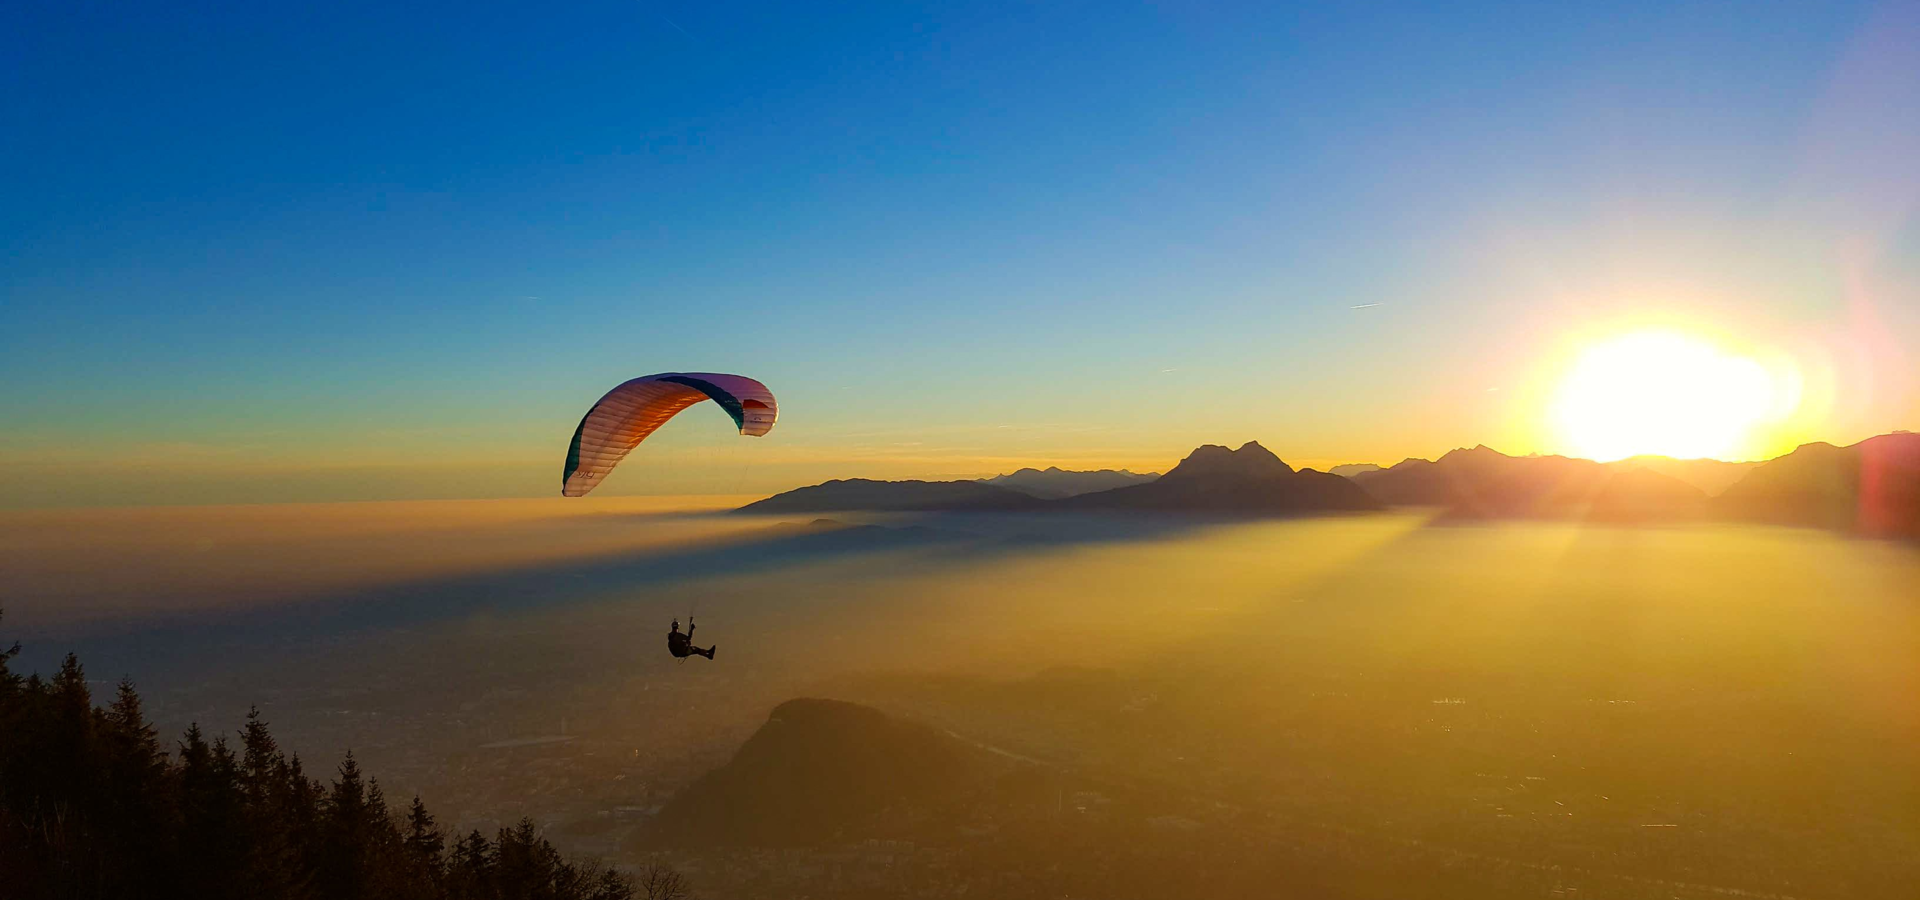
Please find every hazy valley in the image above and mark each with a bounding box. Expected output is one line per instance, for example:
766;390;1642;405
7;480;1916;898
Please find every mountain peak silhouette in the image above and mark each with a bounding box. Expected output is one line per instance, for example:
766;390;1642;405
1164;441;1294;481
1065;441;1376;512
1437;444;1510;463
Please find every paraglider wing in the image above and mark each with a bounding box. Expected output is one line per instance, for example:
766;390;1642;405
562;373;777;497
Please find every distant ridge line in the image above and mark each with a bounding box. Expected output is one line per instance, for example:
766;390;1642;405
741;433;1920;537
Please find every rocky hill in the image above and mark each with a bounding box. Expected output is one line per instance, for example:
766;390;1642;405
643;699;999;847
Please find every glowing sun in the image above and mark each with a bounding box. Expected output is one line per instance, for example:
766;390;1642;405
1552;330;1787;461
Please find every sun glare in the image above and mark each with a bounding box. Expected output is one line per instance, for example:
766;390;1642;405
1551;330;1792;462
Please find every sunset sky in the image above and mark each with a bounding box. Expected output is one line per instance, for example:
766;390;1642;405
5;1;1917;508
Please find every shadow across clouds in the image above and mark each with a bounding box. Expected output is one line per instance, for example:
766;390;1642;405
35;513;1228;676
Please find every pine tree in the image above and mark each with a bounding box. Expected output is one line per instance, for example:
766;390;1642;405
446;829;497;900
0;607;20;696
30;655;106;894
317;750;373;900
0;607;32;814
47;654;99;812
405;794;446;884
280;752;326;899
239;706;306;900
495;817;555;900
179;726;250;900
597;866;641;900
99;677;174;898
240;707;281;802
0;609;28;894
363;777;407;900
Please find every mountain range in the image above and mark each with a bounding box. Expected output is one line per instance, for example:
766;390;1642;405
981;466;1158;499
1714;431;1920;537
1349;445;1712;522
739;478;1043;513
742;442;1378;517
738;432;1919;537
1331;455;1756;496
1344;433;1918;534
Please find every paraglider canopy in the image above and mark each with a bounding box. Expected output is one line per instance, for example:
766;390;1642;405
562;372;777;497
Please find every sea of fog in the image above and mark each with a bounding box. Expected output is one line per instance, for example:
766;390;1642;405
4;498;1915;896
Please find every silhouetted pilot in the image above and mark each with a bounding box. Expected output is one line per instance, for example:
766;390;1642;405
667;618;716;660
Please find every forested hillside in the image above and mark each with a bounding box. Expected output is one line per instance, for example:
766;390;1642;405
0;609;670;900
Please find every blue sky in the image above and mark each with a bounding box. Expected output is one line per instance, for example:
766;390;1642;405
4;1;1916;506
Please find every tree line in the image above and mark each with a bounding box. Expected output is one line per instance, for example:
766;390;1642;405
0;609;682;900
